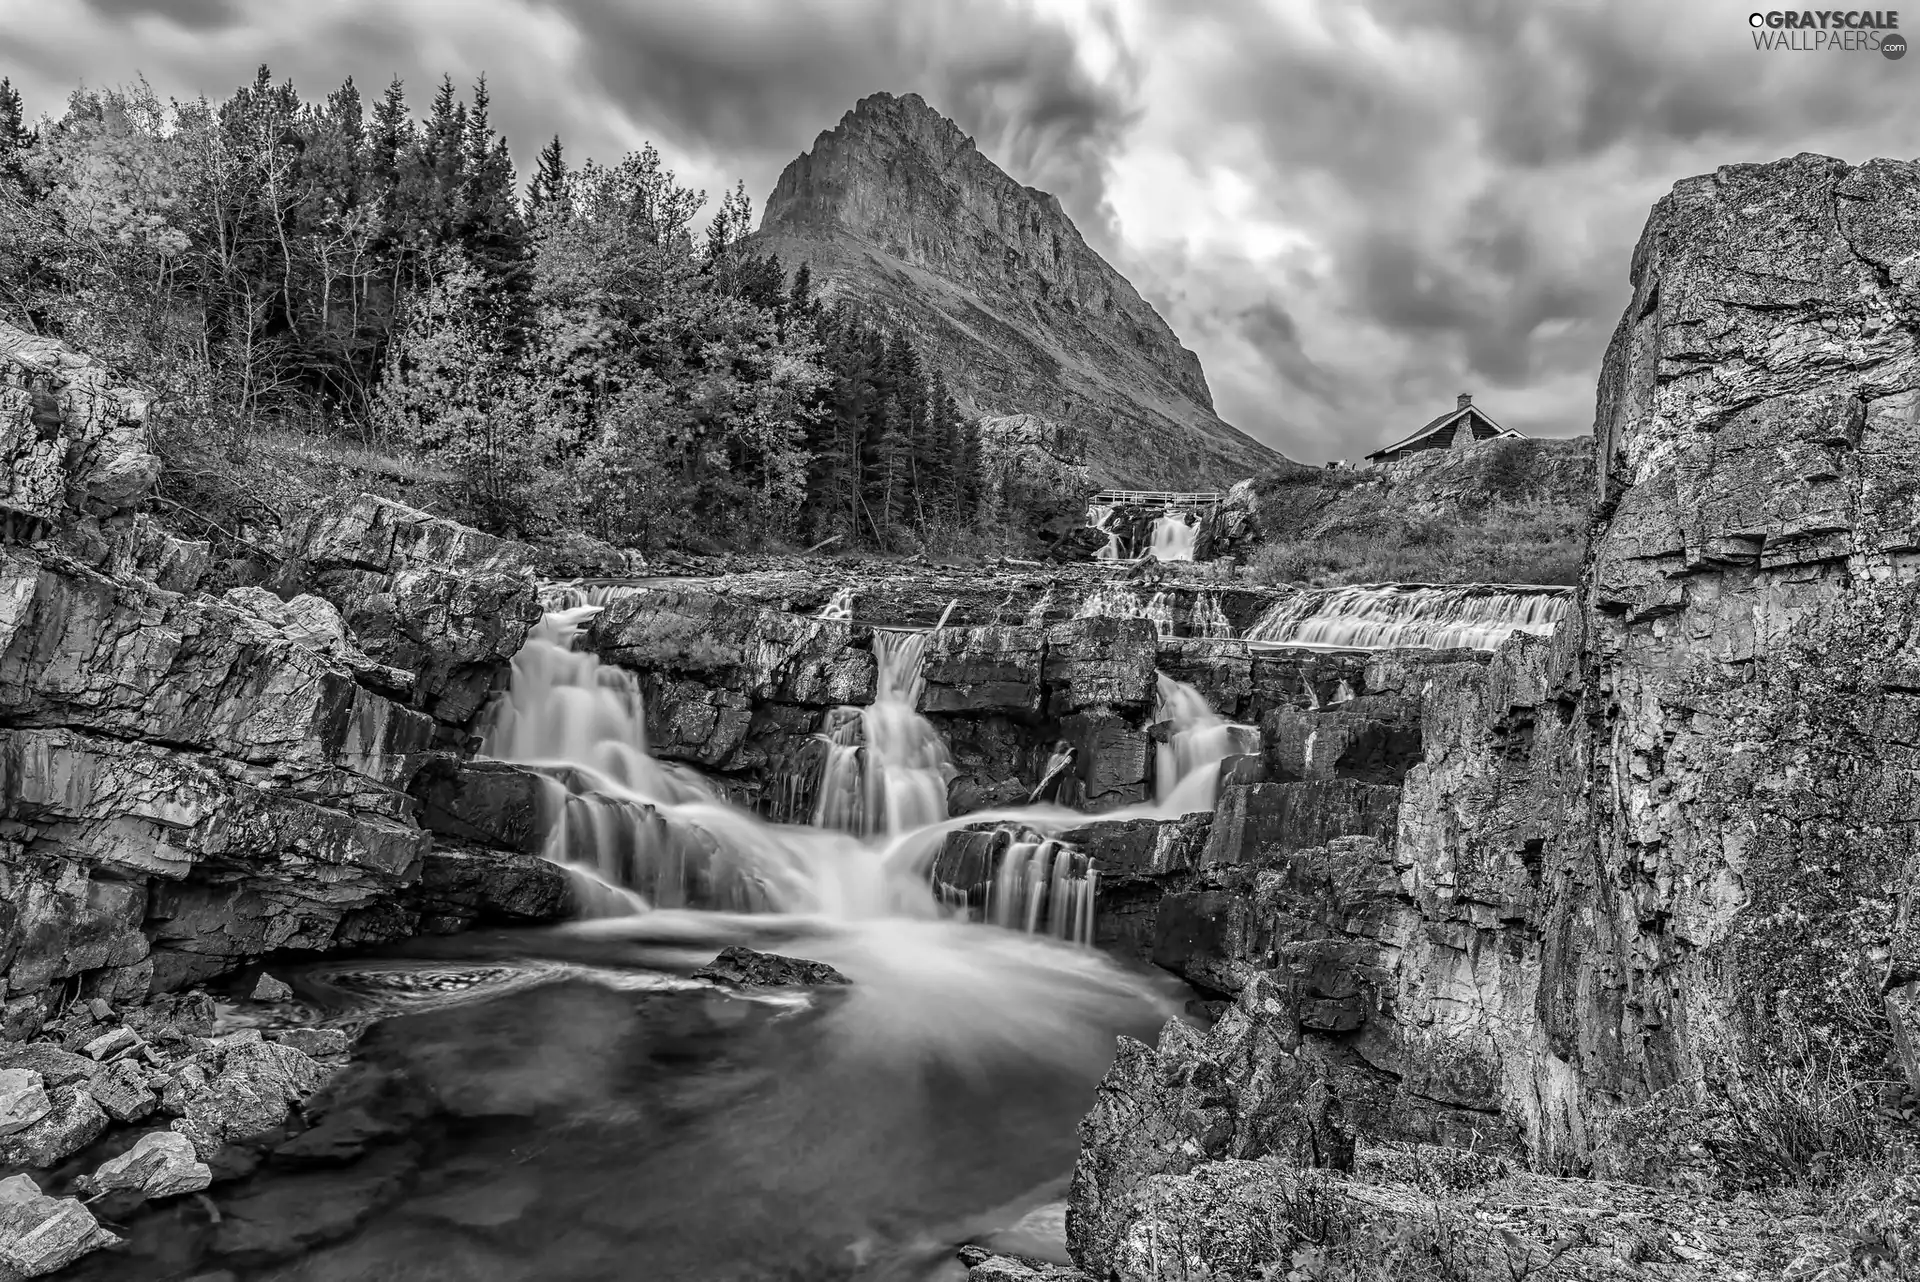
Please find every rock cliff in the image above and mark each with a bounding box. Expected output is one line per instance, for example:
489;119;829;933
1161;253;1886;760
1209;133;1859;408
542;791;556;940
1064;153;1920;1277
747;92;1283;489
0;323;573;1043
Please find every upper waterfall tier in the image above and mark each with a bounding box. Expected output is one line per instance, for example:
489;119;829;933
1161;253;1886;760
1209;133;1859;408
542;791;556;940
1244;583;1571;651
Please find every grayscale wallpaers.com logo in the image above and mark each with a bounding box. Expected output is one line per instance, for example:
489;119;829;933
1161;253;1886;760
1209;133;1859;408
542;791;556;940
1750;10;1906;56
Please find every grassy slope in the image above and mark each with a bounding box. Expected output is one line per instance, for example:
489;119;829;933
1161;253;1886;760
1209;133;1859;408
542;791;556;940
1240;436;1593;587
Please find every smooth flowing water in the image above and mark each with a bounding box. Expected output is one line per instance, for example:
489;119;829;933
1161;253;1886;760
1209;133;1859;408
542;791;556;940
1244;583;1571;650
1148;513;1196;561
133;601;1248;1282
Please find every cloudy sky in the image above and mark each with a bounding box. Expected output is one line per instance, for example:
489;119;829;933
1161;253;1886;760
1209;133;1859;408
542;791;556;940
4;0;1918;461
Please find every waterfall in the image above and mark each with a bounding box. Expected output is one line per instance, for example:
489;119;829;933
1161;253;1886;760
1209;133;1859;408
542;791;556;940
1086;503;1114;532
1095;532;1124;561
1244;584;1572;651
1149;513;1196;562
1152;673;1259;816
989;838;1097;945
817;588;856;621
539;581;649;612
1075;583;1172;636
480;607;923;920
482;601;1107;944
1191;591;1233;639
813;627;955;838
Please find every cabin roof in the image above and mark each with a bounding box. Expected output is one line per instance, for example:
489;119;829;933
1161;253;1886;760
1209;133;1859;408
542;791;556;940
1365;403;1517;461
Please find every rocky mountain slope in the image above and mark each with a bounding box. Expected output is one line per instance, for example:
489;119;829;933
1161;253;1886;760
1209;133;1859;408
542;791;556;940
746;92;1283;490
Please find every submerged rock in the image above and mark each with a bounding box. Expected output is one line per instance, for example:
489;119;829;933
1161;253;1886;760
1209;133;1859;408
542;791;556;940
162;1037;328;1160
692;947;850;989
0;1173;118;1278
78;1129;211;1201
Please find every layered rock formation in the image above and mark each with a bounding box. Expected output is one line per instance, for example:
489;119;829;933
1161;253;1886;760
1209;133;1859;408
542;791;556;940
1063;153;1920;1277
0;324;573;1044
747;92;1282;489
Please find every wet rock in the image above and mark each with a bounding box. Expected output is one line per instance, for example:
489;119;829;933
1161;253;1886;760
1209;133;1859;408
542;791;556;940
0;1085;108;1169
406;757;553;854
1040;618;1157;715
959;1248;1093;1281
211;1141;419;1263
0;1172;118;1277
250;974;293;1003
0;1046;93;1091
0;1070;50;1136
85;1058;155;1122
405;848;573;931
692;946;850;988
164;1038;328;1160
266;1028;349;1059
77;1129;210;1201
922;626;1044;714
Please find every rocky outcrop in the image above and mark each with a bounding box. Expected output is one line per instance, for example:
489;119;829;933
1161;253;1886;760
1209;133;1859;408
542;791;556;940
0;323;160;547
0;329;564;1041
1067;152;1920;1277
747;92;1283;489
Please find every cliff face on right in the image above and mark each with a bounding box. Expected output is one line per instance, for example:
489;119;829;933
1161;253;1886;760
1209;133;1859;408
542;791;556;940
1068;153;1920;1277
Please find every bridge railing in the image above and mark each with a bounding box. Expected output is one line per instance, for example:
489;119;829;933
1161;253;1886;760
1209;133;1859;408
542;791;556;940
1088;489;1224;510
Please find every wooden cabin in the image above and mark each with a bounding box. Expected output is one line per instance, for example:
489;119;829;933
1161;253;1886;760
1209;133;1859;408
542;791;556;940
1365;393;1523;466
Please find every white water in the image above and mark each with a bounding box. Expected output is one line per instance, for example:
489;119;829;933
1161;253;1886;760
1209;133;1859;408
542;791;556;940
817;587;856;621
1152;673;1258;816
989;838;1097;945
1244;583;1571;651
1191;591;1233;639
813;628;955;838
1149;513;1196;562
476;602;1231;951
1074;583;1172;637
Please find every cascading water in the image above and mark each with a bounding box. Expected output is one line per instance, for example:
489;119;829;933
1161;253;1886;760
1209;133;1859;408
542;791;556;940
817;587;856;621
1244;583;1572;650
812;626;956;839
1074;583;1166;636
990;837;1097;945
158;602;1222;1282
1191;590;1233;639
1149;511;1196;561
1152;673;1260;815
479;607;924;920
539;581;650;612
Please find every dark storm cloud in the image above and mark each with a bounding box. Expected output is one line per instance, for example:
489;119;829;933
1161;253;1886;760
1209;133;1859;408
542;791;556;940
1146;0;1920;457
516;0;1140;244
14;0;1920;461
78;0;241;32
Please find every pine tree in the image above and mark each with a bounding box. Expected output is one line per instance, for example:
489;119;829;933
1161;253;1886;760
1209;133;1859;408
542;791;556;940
456;77;529;297
0;77;33;182
527;134;568;218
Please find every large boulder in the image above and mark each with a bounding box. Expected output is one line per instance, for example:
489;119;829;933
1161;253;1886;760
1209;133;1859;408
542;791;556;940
0;1173;118;1277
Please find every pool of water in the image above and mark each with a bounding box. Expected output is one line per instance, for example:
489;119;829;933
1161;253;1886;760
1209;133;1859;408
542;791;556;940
73;916;1179;1282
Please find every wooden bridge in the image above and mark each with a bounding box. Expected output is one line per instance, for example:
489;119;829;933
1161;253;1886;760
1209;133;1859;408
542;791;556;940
1087;489;1224;513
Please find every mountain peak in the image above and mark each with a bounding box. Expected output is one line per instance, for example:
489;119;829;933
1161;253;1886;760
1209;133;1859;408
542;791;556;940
751;94;1284;487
